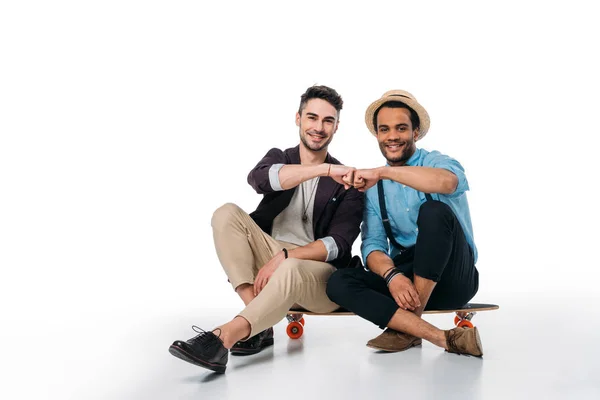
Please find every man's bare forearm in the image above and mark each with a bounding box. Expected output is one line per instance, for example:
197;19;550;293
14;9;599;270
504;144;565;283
278;164;330;190
287;240;328;262
367;251;396;278
378;166;458;194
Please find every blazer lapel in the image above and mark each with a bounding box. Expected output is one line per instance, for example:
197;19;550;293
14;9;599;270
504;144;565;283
312;153;339;229
288;145;301;164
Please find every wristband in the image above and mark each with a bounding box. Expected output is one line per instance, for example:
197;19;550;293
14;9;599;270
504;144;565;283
386;272;402;287
385;268;404;286
383;266;395;279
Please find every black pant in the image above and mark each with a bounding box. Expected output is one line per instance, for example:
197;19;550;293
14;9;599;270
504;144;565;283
326;200;479;329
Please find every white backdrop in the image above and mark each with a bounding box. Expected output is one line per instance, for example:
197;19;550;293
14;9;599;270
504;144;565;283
2;0;599;333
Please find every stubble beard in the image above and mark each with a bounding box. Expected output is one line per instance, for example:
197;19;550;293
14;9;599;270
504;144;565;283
300;130;332;152
379;141;416;166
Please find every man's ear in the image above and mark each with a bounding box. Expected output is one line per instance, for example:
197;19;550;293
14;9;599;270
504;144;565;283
295;112;301;127
413;128;420;141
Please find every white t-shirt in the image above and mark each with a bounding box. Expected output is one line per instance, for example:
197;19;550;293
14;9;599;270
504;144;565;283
271;177;319;246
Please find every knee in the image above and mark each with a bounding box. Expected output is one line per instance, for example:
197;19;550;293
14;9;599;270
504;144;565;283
272;258;303;280
211;202;242;229
417;200;454;227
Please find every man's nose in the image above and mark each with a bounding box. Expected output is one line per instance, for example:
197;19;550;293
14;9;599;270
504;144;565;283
315;120;324;132
387;129;401;140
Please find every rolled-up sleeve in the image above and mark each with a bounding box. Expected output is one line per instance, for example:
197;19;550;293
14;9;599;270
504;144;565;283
360;192;390;267
268;164;285;191
247;148;286;194
426;151;469;198
318;236;339;262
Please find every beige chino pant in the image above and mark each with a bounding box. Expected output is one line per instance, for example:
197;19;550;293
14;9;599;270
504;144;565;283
211;203;339;338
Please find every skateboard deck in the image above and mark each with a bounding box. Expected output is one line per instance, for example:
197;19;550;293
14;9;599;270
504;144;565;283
285;303;499;339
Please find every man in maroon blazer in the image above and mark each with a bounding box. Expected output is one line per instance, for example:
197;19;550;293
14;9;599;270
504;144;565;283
169;85;364;373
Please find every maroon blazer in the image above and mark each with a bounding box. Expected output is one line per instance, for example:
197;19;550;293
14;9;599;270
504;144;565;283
247;146;364;269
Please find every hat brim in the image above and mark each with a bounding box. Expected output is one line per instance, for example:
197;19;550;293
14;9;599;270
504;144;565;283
365;95;430;140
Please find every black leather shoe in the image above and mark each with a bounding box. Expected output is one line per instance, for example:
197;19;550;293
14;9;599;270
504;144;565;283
169;326;228;373
230;327;274;356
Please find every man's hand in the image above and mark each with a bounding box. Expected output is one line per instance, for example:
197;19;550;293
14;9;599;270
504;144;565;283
353;168;382;192
387;273;421;311
254;250;286;296
328;164;355;189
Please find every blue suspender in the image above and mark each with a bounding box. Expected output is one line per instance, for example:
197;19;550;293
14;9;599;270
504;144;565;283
376;180;433;253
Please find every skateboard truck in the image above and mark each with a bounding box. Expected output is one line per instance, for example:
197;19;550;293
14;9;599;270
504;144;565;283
454;311;476;328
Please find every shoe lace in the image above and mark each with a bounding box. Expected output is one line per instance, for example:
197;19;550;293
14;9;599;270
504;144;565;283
191;325;222;349
446;330;460;353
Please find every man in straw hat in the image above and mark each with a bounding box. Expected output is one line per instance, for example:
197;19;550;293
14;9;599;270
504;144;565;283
168;85;364;373
327;90;483;357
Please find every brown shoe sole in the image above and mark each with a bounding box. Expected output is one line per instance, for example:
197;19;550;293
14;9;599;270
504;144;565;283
366;339;422;352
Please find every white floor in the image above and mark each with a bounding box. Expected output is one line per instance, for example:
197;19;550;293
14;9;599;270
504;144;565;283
3;292;600;400
3;1;600;398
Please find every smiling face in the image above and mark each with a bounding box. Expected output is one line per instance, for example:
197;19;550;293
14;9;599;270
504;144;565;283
296;98;339;152
376;107;419;165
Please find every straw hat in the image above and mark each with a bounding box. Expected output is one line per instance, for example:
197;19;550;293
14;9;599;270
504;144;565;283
365;90;430;140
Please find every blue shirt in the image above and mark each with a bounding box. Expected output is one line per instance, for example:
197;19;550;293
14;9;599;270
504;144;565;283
360;148;477;266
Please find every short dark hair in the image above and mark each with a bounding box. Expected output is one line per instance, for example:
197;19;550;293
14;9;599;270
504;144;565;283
298;85;343;115
373;101;420;132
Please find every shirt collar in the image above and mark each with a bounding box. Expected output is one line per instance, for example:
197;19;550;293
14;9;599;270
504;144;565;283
405;148;422;166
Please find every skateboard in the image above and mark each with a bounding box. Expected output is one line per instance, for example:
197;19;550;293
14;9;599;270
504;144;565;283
285;303;499;339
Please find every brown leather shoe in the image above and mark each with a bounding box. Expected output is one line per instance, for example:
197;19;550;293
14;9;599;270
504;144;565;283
366;328;422;352
445;326;484;357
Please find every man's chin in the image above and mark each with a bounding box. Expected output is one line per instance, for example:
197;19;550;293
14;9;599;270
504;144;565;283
304;139;330;152
383;152;407;165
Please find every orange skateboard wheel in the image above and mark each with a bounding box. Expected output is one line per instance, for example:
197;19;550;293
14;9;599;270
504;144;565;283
287;321;304;339
299;317;305;326
454;315;461;326
457;320;474;329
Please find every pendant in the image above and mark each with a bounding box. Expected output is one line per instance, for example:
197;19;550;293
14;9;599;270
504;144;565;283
302;214;308;223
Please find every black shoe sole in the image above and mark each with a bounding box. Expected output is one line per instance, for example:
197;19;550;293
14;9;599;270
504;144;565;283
230;338;274;356
168;345;226;373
